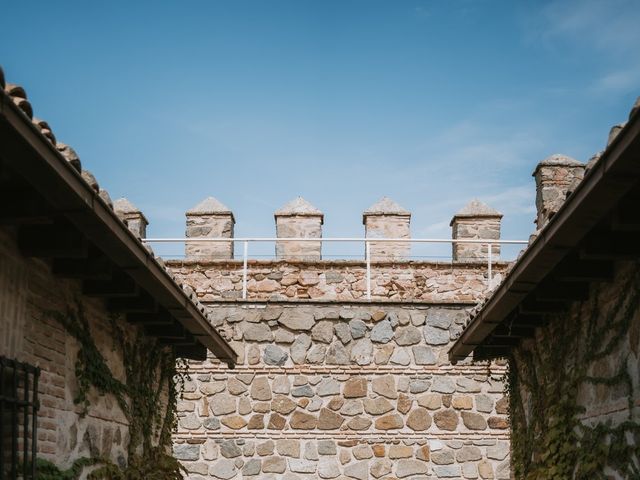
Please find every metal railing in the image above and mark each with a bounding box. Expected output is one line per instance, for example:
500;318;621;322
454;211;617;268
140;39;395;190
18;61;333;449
144;237;528;300
0;357;39;480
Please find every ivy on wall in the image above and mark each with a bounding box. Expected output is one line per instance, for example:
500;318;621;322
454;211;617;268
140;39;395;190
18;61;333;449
42;300;188;479
508;264;640;479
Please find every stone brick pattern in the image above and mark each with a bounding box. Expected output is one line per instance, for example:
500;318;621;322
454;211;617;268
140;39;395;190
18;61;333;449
166;260;508;303
174;304;510;479
451;218;501;261
0;228;161;468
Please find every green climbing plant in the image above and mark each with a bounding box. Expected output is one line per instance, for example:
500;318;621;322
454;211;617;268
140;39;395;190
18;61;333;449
507;263;640;479
44;299;188;479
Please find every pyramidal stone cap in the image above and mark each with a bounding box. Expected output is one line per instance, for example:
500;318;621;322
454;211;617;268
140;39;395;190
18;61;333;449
532;154;582;176
275;197;323;221
187;197;235;221
114;198;148;222
363;197;410;220
450;200;502;225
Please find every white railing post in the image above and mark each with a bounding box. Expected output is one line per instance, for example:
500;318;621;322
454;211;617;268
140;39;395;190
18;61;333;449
242;240;248;300
365;240;371;300
487;243;493;287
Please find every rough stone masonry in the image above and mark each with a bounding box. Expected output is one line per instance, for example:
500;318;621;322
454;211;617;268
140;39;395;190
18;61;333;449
168;196;511;479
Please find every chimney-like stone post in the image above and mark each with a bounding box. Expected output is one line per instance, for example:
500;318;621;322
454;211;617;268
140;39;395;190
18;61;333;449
450;200;502;261
185;197;235;260
363;197;411;260
533;154;585;229
114;198;148;239
274;197;323;260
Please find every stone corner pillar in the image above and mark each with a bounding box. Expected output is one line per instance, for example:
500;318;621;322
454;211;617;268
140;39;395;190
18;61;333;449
532;154;585;229
114;197;148;239
274;197;323;260
185;197;235;260
362;197;411;260
450;200;502;261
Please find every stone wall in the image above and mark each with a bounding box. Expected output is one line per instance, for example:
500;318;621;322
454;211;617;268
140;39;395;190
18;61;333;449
509;261;640;477
0;227;161;469
166;260;508;303
173;303;510;479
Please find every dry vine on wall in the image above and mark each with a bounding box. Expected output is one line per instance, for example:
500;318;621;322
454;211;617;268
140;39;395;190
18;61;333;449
508;263;640;479
37;299;187;480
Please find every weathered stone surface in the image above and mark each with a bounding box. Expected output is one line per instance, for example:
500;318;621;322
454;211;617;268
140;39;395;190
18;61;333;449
277;439;300;458
343;377;367;398
210;458;238;479
290;333;312;364
334;322;352;344
396;459;429;478
457;446;482;462
434;409;459;431
478;460;494;479
173;443;200;461
488;416;509;429
395;326;421;345
263;344;288;365
452;395;473;410
397;393;412;414
317;408;345;429
462;411;488;430
344;460;369;480
363;397;393;415
476;394;494;413
371;320;394;343
347;415;372;430
389;347;410;365
227;377;248;395
375;413;403;430
291;385;313;397
306;344;327;364
256;440;275;456
247;414;264;429
243;323;273;342
318;457;341;478
263;456;287;473
370;458;392;478
424;325;450;345
325;342;350;364
406;407;432;431
431;449;454;464
372;375;397;399
487;441;509;461
312;321;334;343
318;440;337;455
289;458;317;473
433;465;462;478
412;345;437;365
271;395;297;415
220;440;242;458
350;338;373;365
317;377;341;396
457;377;481;393
279;311;315;330
242;458;261;476
290;411;317;429
352;445;373;460
432;377;455;394
221;415;247;429
388;445;413;459
250;377;272;401
211;394;236;416
349;319;367;339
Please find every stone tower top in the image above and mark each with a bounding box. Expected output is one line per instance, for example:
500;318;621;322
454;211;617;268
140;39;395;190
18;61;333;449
363;197;411;259
532;154;585;229
450;199;502;223
114;197;148;238
450;199;502;262
187;196;235;221
274;197;323;260
362;196;410;220
185;196;235;260
274;196;324;222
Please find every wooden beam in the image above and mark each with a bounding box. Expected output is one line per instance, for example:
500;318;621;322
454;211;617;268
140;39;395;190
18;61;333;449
126;309;174;326
18;222;88;258
536;282;590;302
175;344;207;361
580;231;640;260
0;184;56;225
108;293;157;313
519;299;567;315
83;272;139;297
490;324;536;338
52;254;113;280
553;257;614;282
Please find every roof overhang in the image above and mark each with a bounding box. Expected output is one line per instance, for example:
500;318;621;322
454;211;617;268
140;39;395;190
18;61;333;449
0;89;236;365
449;106;640;362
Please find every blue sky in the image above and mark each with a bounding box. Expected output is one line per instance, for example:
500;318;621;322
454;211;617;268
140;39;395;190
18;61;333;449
2;0;639;259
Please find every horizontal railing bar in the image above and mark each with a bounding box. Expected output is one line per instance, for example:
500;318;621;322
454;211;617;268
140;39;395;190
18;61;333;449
143;237;529;245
